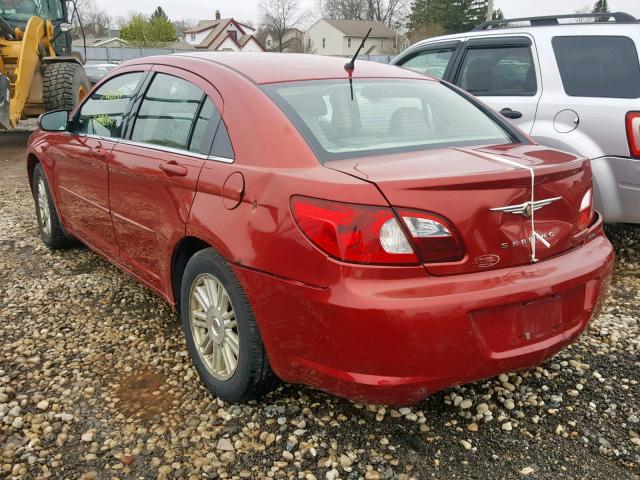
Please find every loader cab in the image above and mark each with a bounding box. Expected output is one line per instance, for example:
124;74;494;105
0;0;73;55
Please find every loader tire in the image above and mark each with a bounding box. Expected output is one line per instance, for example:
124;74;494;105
43;62;90;111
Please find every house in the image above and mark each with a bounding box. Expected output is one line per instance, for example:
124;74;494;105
304;19;408;56
264;28;304;53
182;10;265;52
72;35;130;48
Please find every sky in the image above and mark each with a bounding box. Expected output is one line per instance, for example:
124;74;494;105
105;0;640;27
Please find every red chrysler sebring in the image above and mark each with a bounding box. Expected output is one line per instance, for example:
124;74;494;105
27;53;613;405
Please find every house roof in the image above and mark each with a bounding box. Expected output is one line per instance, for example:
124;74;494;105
322;19;397;38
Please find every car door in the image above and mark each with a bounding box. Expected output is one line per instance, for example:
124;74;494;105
393;40;463;80
449;36;541;133
108;66;222;292
50;68;147;259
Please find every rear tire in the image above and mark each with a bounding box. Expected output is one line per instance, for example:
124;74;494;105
43;62;90;111
180;248;277;403
33;164;75;250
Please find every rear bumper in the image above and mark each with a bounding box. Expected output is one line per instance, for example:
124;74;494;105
591;156;640;223
234;220;614;405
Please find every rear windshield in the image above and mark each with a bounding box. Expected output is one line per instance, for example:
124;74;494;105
263;79;514;162
552;36;640;99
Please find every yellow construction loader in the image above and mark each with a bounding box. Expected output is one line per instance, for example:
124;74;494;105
0;0;89;129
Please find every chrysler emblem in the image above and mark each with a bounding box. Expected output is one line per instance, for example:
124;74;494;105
490;197;561;217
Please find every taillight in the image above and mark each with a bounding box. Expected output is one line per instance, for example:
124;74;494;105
290;196;465;265
577;188;594;230
290;196;418;265
626;111;640;158
396;209;465;263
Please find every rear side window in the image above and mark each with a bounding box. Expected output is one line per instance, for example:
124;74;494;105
188;98;221;155
552;36;640;99
399;47;456;79
457;46;537;96
76;72;144;138
131;73;205;150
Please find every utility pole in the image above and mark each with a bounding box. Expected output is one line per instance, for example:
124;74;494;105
487;0;494;21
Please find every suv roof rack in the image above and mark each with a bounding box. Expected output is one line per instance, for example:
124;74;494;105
473;12;638;31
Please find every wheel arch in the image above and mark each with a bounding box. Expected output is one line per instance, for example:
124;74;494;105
27;153;40;195
170;236;214;308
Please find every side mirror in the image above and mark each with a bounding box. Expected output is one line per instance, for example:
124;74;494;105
59;22;72;32
39;110;69;132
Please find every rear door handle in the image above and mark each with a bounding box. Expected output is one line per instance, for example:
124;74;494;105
500;108;523;119
159;161;188;177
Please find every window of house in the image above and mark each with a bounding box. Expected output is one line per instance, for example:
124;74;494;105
381;38;384;47
322;37;325;49
552;36;640;99
75;72;144;138
348;37;351;48
457;46;537;96
131;73;205;150
267;38;272;47
190;34;196;41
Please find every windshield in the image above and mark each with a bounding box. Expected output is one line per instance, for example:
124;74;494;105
0;0;63;21
263;79;514;162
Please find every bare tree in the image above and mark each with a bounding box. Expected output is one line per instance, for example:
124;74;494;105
172;18;197;38
317;0;408;28
259;0;306;53
69;0;112;39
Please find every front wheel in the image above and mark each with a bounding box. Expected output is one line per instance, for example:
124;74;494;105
180;248;276;403
33;164;75;249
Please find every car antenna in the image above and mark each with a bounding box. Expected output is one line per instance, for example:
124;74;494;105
344;27;372;101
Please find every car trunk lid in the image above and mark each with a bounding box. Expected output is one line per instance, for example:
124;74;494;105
328;144;591;275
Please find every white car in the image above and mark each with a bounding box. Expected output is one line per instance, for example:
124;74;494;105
393;12;640;223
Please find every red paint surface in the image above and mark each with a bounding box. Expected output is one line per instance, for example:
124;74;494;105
27;53;614;405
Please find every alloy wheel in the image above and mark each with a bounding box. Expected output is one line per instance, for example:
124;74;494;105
37;177;52;238
189;273;239;380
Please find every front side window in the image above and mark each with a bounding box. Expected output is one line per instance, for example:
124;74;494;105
400;47;456;79
131;73;204;150
75;72;144;138
457;46;537;96
264;79;514;162
552;36;640;99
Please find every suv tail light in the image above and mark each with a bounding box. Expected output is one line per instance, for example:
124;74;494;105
290;196;465;265
577;188;594;231
626;111;640;158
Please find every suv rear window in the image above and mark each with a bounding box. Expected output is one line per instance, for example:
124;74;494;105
263;79;514;162
552;36;640;99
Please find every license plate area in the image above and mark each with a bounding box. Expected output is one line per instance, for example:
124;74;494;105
470;286;585;354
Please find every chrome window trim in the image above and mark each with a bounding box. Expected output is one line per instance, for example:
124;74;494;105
70;134;235;164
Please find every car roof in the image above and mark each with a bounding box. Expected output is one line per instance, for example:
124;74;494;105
409;22;640;48
173;52;432;84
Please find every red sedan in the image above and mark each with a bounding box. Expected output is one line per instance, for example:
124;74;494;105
27;53;614;405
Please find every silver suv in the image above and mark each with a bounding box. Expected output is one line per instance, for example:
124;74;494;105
393;12;640;223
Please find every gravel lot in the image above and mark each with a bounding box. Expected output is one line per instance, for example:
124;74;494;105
1;133;639;480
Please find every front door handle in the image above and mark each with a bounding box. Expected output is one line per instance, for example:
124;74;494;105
159;161;188;177
500;108;523;119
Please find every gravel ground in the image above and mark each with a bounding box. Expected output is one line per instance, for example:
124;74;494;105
1;134;639;480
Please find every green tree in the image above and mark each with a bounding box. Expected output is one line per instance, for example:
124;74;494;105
592;0;610;14
151;6;169;21
408;0;489;38
592;0;610;22
120;12;176;47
